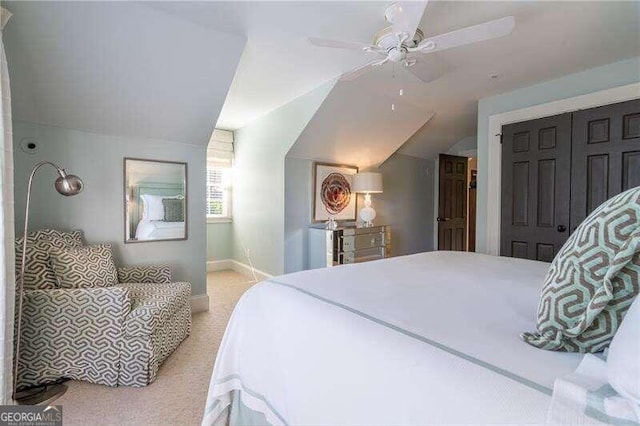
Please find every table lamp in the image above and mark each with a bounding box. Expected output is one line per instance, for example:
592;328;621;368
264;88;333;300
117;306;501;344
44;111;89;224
353;172;383;227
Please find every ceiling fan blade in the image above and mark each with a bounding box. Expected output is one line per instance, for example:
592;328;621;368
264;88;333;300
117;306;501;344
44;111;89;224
415;16;515;54
405;58;446;84
308;37;375;51
391;1;428;40
340;59;385;81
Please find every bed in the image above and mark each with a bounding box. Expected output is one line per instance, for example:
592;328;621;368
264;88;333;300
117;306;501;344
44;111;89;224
202;251;587;425
135;220;185;240
129;183;185;241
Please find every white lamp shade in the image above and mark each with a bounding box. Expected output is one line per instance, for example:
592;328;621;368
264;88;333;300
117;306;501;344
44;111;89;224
353;172;383;193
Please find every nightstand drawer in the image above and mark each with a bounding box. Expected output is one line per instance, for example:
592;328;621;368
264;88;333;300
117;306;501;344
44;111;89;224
308;225;391;269
341;247;385;264
342;233;384;251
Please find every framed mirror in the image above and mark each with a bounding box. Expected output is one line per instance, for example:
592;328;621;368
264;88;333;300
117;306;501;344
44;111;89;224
124;158;188;243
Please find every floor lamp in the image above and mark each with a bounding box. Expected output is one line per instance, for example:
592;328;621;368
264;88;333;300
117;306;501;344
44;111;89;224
13;161;84;405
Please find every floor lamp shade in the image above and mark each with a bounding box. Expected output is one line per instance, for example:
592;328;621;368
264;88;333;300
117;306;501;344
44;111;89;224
353;172;383;226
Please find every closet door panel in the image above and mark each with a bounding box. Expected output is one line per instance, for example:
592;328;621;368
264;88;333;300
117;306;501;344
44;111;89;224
571;99;640;231
501;113;572;261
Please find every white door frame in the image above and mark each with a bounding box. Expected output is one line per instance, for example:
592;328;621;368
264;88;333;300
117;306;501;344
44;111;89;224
484;83;640;256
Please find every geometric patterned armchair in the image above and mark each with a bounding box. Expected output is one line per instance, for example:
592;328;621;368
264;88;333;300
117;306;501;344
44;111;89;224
15;229;192;390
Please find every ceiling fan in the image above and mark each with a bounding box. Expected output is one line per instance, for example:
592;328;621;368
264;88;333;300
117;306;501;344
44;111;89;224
308;2;515;83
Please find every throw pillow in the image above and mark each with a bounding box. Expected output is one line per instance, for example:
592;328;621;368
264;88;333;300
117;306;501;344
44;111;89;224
162;198;184;222
50;244;119;289
607;295;640;405
15;229;84;290
521;186;640;352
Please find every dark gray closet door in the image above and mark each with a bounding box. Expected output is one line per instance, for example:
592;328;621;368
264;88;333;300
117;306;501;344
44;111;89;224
501;113;572;261
571;99;640;231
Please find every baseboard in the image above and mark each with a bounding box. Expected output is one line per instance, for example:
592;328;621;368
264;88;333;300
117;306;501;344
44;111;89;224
206;259;234;272
206;259;273;281
230;260;273;281
190;294;210;313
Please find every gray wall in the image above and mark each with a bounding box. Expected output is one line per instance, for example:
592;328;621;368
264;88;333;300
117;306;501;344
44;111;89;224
207;222;233;261
13;121;208;296
375;154;436;256
283;153;435;273
476;56;640;253
232;80;335;276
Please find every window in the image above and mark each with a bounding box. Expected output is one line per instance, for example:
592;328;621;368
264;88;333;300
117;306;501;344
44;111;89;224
207;129;234;222
206;165;231;219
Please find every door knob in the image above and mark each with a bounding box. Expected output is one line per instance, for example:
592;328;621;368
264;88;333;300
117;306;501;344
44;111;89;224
437;217;450;222
557;225;567;232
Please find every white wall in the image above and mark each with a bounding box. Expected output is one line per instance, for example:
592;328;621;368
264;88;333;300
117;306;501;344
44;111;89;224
476;56;640;254
232;80;336;276
13;121;208;296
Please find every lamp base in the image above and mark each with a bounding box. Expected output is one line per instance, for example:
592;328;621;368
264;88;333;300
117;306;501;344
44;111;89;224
359;206;376;227
14;383;67;405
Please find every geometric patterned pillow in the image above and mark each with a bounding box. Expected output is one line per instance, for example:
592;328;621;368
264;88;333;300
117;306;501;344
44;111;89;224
15;229;85;290
521;187;640;352
49;244;119;289
162;198;184;222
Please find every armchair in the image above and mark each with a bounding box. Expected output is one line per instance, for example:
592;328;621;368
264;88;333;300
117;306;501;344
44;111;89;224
17;261;192;390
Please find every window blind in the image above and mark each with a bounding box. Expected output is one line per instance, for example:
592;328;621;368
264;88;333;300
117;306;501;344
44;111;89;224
208;129;234;165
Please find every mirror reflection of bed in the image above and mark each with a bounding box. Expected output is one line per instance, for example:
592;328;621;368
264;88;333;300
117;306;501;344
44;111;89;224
124;158;187;242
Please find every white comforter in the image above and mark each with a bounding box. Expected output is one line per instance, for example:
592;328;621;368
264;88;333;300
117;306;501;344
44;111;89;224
135;220;184;240
203;251;585;425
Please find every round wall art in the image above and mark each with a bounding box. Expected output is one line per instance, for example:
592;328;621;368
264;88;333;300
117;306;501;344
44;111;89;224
313;163;358;222
321;173;351;214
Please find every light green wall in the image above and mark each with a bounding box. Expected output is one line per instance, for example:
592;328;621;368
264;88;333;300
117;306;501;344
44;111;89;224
232;79;336;276
207;222;232;260
476;56;640;253
13;121;208;296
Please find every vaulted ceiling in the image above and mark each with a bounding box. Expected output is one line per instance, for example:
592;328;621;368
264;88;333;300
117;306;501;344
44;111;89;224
5;1;639;161
4;1;245;145
152;1;640;163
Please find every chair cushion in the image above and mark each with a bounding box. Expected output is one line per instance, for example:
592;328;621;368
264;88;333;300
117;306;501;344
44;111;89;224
121;282;191;337
15;229;84;290
50;244;119;289
522;187;640;352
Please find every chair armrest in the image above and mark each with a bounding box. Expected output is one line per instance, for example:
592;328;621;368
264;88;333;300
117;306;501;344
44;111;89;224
117;265;172;284
22;287;131;324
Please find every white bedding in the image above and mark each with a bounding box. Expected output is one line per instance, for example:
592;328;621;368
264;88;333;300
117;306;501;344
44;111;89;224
203;251;585;425
135;220;184;240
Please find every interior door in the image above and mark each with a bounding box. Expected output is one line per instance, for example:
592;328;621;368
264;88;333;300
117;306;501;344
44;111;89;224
438;154;467;251
501;113;572;261
570;99;640;231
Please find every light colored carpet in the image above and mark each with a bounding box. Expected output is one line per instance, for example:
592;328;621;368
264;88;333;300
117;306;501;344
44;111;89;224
56;270;256;426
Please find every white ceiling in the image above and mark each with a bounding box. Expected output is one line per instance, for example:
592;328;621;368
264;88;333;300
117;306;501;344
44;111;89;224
151;1;640;158
5;1;246;146
288;77;434;168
